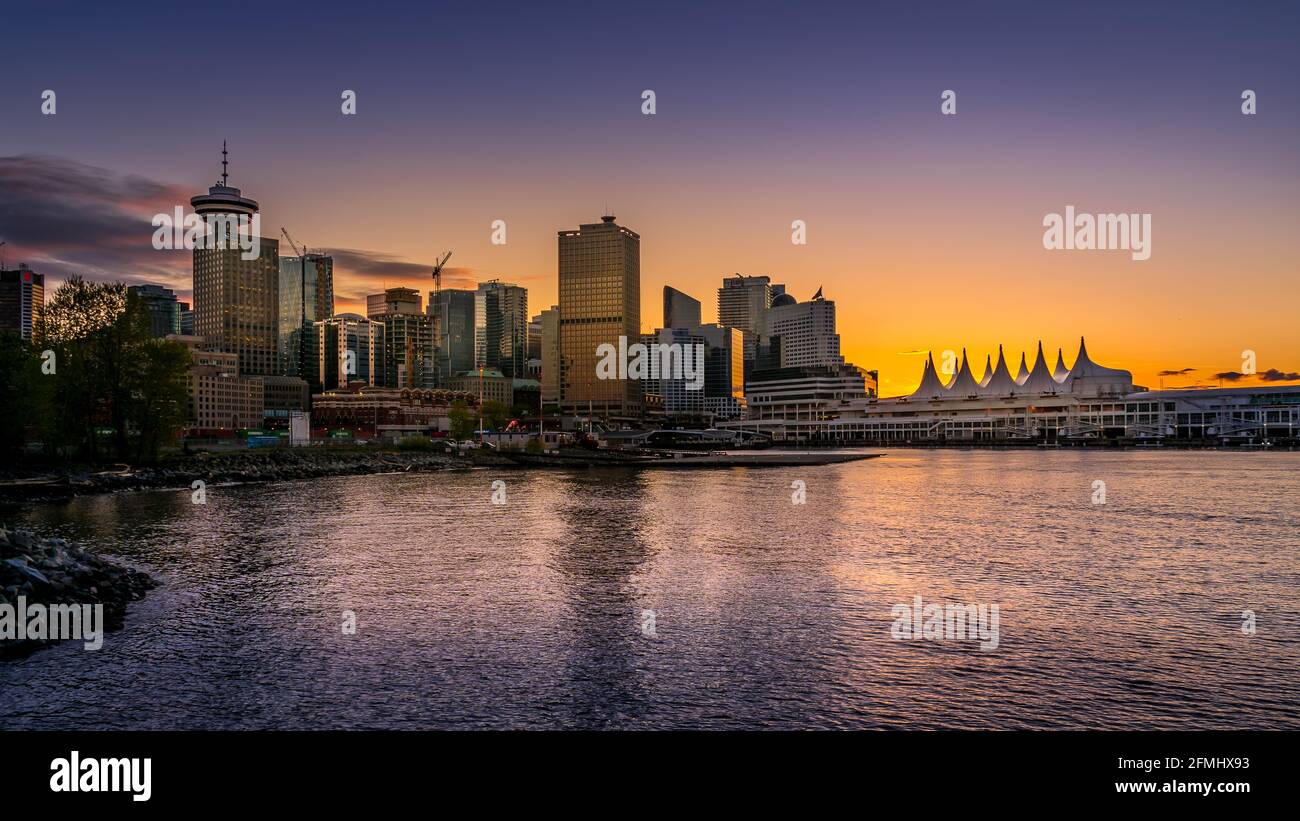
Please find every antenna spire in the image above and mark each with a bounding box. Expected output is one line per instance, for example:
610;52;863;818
221;141;229;186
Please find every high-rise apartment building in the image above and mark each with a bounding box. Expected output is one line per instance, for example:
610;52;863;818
663;286;701;329
557;215;641;419
316;313;384;390
0;265;45;341
278;254;334;388
379;311;434;389
190;146;280;377
475;280;528;378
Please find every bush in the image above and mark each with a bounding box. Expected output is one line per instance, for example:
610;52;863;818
396;436;435;452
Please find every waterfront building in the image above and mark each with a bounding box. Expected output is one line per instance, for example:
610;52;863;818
475;280;528;378
663;285;702;328
557;215;642;419
190;146;280;377
446;368;514;408
744;363;873;422
278;254;334;384
127;284;181;338
310;385;478;440
723;337;1300;444
429;288;476;386
315;313;384;390
0;265;44;341
260;375;310;429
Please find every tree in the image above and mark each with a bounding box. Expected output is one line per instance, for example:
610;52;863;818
38;276;192;462
481;399;510;431
0;333;48;461
448;399;474;440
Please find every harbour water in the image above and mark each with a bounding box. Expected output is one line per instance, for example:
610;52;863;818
2;450;1297;729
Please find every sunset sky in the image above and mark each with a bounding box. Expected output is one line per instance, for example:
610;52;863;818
1;0;1297;395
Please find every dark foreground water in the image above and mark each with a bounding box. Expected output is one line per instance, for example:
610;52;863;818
2;450;1297;729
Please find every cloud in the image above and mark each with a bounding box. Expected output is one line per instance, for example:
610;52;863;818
0;154;194;294
1213;371;1248;382
325;248;484;299
1259;368;1300;382
1157;367;1196;376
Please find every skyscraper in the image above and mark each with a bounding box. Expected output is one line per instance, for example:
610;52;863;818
717;274;774;365
557;215;641;419
190;145;280;376
475;280;528;378
429;288;476;384
663;285;702;329
127;284;181;338
278;253;334;388
0;265;45;341
378;312;434;388
538;306;559;409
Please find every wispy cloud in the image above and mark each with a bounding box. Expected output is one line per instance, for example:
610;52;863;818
1157;367;1196;376
0;154;193;294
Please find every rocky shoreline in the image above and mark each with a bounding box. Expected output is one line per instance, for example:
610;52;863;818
0;448;511;505
1;528;157;660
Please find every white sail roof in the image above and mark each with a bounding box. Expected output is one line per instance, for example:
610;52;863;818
1014;352;1030;385
1021;341;1061;394
945;348;981;397
978;354;993;388
910;352;949;399
980;345;1020;396
1053;347;1072;384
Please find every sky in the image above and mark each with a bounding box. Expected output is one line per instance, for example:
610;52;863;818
1;0;1297;395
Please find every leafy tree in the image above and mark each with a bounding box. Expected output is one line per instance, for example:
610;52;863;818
448;399;475;440
481;399;510;431
0;333;48;461
38;276;192;462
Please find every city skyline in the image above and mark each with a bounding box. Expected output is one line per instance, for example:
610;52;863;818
2;1;1298;395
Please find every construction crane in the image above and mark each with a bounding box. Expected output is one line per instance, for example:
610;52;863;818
280;227;307;257
429;250;452;386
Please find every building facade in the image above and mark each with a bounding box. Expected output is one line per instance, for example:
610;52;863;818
726;337;1300;445
557;215;642;419
316;313;384;390
663;285;702;329
190;154;280;377
718;274;776;365
127;283;181;338
278;254;334;386
429;288;475;386
475;280;528;378
0;265;44;341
